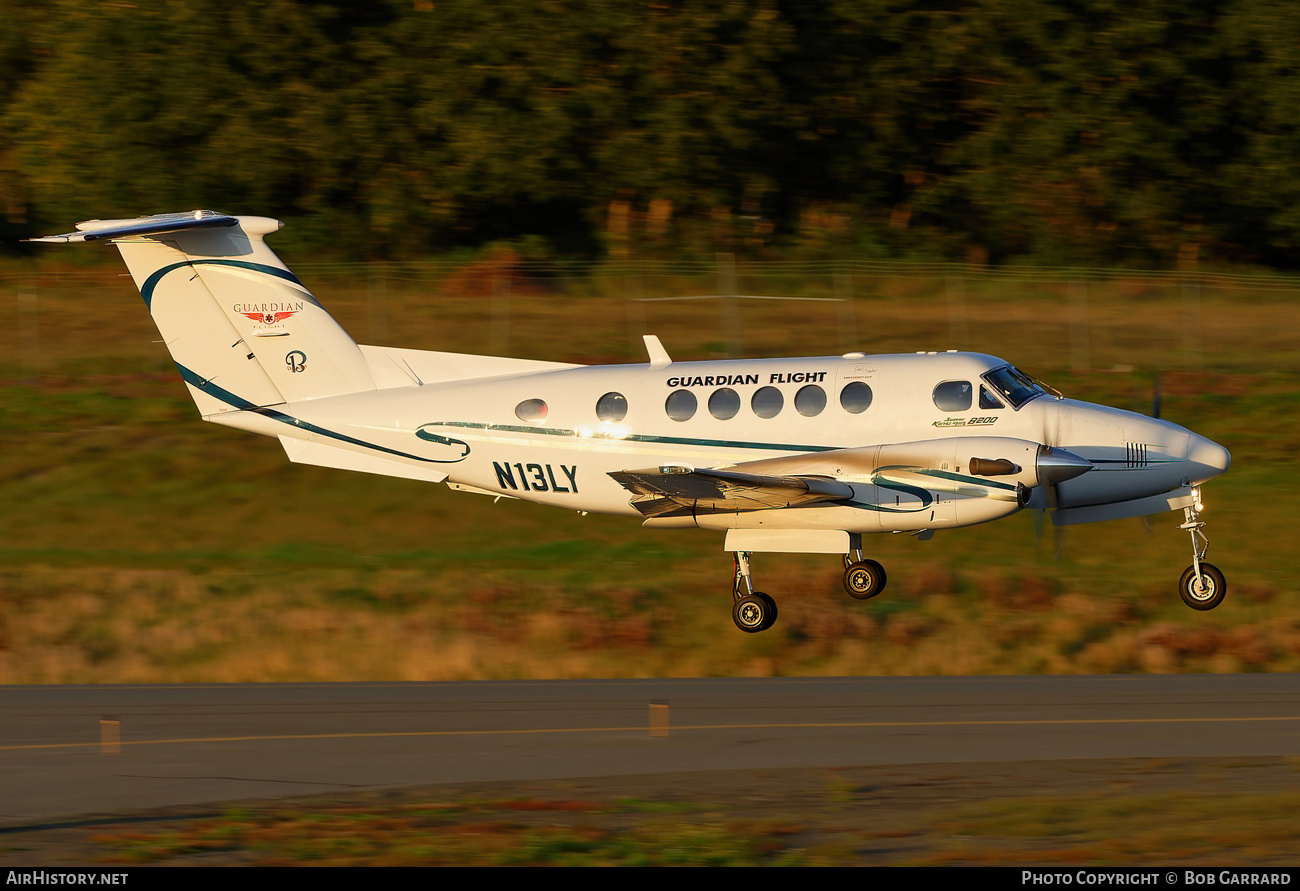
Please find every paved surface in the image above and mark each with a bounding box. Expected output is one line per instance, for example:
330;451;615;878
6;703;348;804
1;675;1297;823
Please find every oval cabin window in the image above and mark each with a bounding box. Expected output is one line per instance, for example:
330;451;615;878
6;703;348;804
840;381;873;413
794;384;826;417
751;386;783;419
596;391;628;422
665;389;697;422
515;398;548;422
512;398;548;421
708;388;741;420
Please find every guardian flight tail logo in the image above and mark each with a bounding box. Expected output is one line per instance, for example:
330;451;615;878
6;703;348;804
240;310;298;324
233;302;304;335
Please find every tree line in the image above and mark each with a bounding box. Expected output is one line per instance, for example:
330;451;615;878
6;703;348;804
3;0;1299;266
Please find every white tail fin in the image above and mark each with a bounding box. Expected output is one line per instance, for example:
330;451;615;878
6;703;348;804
29;210;375;415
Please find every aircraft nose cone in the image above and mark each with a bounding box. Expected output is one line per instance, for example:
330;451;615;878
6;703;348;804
1186;434;1230;481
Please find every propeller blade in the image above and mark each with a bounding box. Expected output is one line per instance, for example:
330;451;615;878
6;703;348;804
1152;371;1162;419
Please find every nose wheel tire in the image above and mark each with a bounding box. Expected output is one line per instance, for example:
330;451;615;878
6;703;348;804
733;593;776;633
843;560;887;600
1179;563;1226;611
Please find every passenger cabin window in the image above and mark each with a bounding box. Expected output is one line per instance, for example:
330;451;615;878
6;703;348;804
515;398;548;422
751;386;783;419
979;385;1005;409
708;388;740;420
665;389;697;421
795;384;826;417
839;381;873;413
596;391;627;422
933;381;972;412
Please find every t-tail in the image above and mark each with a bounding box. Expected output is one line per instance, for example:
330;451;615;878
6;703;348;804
27;210;375;416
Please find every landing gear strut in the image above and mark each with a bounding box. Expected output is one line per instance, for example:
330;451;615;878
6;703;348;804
732;551;777;632
726;545;890;632
1178;495;1226;610
842;548;888;600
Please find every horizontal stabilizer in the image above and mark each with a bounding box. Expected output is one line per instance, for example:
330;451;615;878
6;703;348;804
25;210;240;243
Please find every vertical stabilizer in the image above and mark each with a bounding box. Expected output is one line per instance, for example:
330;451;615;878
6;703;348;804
31;211;376;415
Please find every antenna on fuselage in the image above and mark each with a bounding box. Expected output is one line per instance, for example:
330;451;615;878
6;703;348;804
644;335;672;370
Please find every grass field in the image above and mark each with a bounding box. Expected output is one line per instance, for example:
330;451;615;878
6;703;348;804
0;257;1296;683
5;759;1298;866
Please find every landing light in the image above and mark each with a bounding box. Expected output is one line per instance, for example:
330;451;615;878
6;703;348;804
1192;487;1203;512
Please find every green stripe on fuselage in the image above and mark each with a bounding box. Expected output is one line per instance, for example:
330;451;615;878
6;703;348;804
427;420;839;454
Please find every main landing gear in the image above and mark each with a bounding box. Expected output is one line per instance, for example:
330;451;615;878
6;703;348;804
731;551;777;633
1178;494;1226;610
843;548;887;601
728;548;891;632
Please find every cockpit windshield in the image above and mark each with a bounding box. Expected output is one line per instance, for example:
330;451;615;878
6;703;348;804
981;365;1055;409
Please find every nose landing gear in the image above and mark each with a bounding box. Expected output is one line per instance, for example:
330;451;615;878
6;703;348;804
1178;497;1226;610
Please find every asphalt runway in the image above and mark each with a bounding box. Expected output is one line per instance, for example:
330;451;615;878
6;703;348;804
1;675;1297;823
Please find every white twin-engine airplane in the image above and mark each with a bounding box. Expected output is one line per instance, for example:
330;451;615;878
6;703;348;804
30;211;1232;632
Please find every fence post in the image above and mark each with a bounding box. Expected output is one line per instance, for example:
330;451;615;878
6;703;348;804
945;276;969;348
835;272;857;353
19;291;38;382
625;273;649;360
368;263;389;344
717;252;740;357
1070;281;1090;373
1181;278;1203;371
491;267;510;356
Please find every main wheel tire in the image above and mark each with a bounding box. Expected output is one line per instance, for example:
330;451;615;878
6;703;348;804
843;559;887;600
757;592;778;630
733;594;771;633
1179;563;1226;611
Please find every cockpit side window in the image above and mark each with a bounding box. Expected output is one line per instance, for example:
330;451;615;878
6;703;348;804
933;381;972;412
981;365;1049;409
979;385;1005;409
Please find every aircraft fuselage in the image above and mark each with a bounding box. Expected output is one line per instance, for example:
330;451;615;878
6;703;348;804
214;349;1227;532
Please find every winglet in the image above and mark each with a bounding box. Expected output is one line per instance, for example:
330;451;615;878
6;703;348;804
643;334;672;369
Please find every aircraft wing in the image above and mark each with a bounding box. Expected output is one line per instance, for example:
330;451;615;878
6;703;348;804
609;437;1070;519
608;467;854;518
